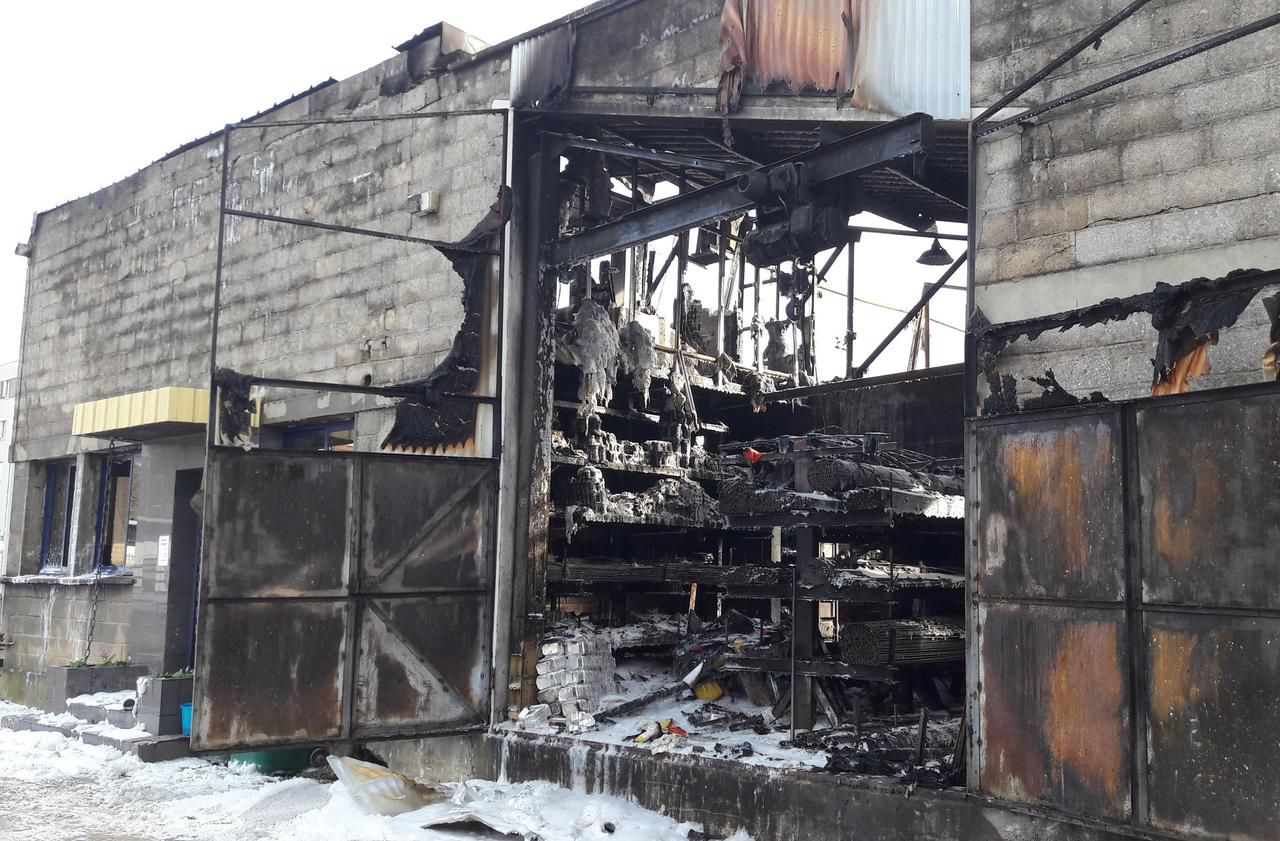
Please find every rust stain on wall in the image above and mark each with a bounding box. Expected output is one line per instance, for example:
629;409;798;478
979;605;1130;820
1045;621;1126;805
1147;625;1202;719
1001;435;1087;574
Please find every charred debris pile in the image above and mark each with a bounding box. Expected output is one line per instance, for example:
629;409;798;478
534;285;966;783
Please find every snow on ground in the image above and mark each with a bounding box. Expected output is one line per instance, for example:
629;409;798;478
65;690;136;710
0;700;746;841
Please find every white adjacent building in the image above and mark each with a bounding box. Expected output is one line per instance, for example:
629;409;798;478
0;360;16;568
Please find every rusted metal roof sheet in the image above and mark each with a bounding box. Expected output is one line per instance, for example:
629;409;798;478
719;0;855;111
717;0;969;118
511;25;578;108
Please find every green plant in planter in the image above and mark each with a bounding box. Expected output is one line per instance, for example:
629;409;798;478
66;653;132;668
156;668;194;680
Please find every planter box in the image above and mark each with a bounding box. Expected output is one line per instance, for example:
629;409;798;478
43;664;149;714
135;676;193;736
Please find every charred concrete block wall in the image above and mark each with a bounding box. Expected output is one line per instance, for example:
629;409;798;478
15;45;507;463
572;0;723;89
973;0;1280;401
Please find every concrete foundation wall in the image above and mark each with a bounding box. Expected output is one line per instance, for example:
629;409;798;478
0;580;133;673
375;731;1155;841
973;0;1280;402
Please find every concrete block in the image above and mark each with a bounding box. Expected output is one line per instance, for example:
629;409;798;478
1209;110;1280;162
1074;218;1156;266
1121;129;1208;178
1174;65;1278;125
1041;147;1122;194
1016;195;1088;240
998;233;1076;280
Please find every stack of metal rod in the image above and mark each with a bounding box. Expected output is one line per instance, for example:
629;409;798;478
838;617;964;666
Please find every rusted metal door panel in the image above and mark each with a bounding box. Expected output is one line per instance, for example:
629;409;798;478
193;600;349;748
352;595;493;736
974;410;1126;601
204;449;353;598
360;458;496;594
978;603;1131;821
195;447;495;751
1137;394;1280;609
1145;612;1280;838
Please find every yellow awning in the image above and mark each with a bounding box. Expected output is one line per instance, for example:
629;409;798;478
73;387;209;440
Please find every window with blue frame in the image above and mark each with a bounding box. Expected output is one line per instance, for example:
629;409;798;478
281;419;355;452
94;455;138;569
39;461;76;570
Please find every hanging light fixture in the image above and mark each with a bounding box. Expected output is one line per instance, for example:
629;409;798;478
916;238;953;266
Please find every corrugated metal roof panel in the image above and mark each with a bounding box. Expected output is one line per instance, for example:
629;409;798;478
511;26;578;108
853;0;970;120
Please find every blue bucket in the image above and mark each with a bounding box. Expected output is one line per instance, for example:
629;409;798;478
180;702;193;736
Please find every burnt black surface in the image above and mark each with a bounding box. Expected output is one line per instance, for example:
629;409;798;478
810;367;964;458
382;187;511;451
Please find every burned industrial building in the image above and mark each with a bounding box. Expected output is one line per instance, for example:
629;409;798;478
2;1;1278;839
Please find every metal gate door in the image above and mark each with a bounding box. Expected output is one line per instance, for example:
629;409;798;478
970;383;1280;838
191;447;496;751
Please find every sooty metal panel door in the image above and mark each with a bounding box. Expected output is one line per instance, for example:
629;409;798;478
193;447;496;751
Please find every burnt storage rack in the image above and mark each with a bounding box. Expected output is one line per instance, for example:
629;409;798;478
716;433;966;734
525;110;972;747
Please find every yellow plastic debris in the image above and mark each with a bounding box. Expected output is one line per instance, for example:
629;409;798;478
693;680;725;702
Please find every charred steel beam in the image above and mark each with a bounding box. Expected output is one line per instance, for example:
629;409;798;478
977;267;1280;347
552;135;745;177
974;0;1156;127
851;225;966;241
852;253;968;378
887;164;967;210
979;12;1280;137
223;209;497;253
722;656;895;682
546;113;935;267
245;375;498;404
756;363;966;405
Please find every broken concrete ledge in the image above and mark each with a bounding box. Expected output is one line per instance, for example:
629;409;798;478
385;732;1177;841
0;713;190;763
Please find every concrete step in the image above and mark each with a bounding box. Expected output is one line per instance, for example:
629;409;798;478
0;712;190;763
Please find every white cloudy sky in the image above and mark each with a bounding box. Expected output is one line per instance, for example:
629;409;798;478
0;0;964;374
